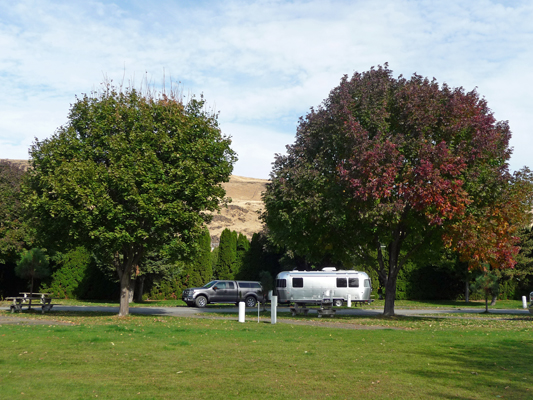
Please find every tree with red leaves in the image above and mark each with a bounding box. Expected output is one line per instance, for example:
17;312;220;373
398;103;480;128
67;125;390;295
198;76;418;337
262;65;533;316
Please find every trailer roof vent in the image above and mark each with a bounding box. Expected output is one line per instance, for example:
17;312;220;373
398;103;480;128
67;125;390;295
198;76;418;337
322;267;337;271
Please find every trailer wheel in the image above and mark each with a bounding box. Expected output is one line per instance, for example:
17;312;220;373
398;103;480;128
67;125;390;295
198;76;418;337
194;296;207;308
245;296;257;308
333;299;343;307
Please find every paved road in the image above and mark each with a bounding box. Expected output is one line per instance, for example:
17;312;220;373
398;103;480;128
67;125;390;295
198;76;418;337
2;305;530;317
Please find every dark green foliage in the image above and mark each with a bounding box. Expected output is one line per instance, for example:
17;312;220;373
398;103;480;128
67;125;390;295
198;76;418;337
0;161;32;264
471;272;500;312
405;263;464;300
234;233;250;278
216;228;237;279
258;270;274;295
39;246;117;300
40;247;92;299
197;229;213;284
236;232;284;281
0;161;33;297
15;248;50;294
184;228;213;288
210;246;219;277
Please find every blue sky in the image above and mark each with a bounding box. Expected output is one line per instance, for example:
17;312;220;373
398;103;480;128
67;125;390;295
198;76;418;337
1;0;532;179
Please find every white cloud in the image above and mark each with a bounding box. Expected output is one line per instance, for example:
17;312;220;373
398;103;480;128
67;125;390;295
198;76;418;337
1;0;532;177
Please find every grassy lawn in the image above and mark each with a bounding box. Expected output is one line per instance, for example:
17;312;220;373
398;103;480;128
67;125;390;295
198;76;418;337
1;310;532;399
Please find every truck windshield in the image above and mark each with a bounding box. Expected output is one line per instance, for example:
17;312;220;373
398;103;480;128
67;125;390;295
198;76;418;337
202;281;217;288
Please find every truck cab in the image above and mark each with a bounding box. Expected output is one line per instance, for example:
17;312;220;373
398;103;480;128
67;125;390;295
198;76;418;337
182;280;263;308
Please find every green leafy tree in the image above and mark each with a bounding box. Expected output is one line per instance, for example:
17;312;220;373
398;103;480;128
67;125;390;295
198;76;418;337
41;246;93;299
195;228;213;284
0;161;32;263
470;271;499;313
237;232;284;281
15;248;50;303
216;228;237;279
234;233;250;278
262;65;533;316
25;83;236;316
181;228;212;289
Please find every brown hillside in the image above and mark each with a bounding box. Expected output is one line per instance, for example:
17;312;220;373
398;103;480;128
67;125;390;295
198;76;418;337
1;159;267;245
208;175;267;245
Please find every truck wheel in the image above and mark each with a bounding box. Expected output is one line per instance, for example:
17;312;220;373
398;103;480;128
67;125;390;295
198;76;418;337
194;296;207;308
333;299;343;307
245;296;257;308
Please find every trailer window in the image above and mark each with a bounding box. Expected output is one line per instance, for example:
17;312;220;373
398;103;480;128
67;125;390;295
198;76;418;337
336;278;347;287
276;279;286;288
364;279;371;288
349;278;359;288
293;278;304;288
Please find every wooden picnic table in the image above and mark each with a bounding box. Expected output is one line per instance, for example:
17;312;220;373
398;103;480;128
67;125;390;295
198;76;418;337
6;293;57;314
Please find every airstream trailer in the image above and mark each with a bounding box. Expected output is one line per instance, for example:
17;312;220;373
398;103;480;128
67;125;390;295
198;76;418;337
275;268;373;307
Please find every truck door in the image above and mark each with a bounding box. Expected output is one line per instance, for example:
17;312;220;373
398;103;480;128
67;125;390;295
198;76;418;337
212;281;227;302
226;281;238;302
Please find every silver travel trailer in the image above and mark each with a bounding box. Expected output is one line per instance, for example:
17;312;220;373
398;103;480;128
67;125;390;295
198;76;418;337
275;268;373;307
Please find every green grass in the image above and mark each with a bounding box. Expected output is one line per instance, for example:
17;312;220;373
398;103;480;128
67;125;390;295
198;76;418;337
1;310;532;399
365;298;526;310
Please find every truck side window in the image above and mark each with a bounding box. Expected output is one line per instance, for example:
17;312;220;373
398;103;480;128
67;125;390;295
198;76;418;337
349;278;359;288
228;282;235;289
276;279;286;288
239;282;250;288
215;282;226;290
251;283;261;289
292;278;304;288
336;278;347;288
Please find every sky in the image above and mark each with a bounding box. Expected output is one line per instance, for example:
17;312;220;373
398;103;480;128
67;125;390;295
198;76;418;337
1;0;532;179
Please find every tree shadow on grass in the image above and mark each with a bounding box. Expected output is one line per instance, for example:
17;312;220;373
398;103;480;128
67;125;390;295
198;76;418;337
406;335;533;399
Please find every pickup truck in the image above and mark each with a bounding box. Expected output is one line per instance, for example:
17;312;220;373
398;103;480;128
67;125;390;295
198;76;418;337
182;280;263;308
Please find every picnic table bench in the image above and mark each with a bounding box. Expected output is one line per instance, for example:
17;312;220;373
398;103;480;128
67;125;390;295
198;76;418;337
289;303;310;316
6;293;57;314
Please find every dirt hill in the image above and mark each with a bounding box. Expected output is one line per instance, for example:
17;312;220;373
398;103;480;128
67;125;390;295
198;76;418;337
1;159;267;245
209;175;267;245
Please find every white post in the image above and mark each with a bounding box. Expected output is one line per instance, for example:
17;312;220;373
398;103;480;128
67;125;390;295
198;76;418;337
238;301;245;323
522;296;528;309
271;295;277;324
257;300;260;323
347;294;352;308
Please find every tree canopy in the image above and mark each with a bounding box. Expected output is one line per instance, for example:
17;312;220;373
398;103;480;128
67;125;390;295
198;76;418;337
25;84;236;316
0;161;31;264
262;65;533;316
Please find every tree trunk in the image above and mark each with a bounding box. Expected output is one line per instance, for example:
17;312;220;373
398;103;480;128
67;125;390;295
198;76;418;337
128;278;135;303
135;276;145;303
465;280;469;303
383;273;398;316
118;268;132;317
490;295;497;306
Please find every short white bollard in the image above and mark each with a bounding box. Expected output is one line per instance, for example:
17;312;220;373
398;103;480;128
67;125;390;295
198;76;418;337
522;296;528;309
347;294;352;308
271;295;277;324
238;301;245;323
